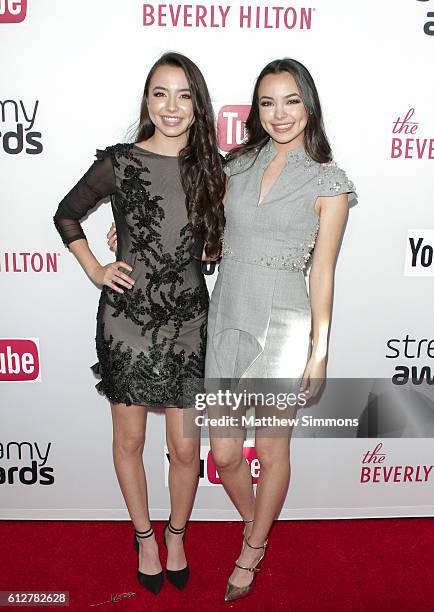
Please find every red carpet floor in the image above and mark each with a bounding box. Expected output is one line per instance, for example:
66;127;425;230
0;518;433;611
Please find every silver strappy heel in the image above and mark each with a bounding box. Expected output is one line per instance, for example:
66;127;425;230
224;533;268;602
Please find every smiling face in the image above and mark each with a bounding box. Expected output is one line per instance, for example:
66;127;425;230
258;71;308;149
146;64;195;140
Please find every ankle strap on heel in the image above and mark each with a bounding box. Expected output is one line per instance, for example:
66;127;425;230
235;537;267;574
244;535;268;550
167;520;186;535
167;516;187;535
235;560;261;573
135;526;154;539
234;535;267;574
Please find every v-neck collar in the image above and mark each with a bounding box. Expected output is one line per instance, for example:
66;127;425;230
256;140;310;206
260;138;309;168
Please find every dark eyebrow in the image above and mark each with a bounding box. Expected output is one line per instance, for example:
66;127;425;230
259;93;300;100
152;86;191;93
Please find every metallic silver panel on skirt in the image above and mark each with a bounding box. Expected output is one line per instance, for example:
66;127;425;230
206;259;312;382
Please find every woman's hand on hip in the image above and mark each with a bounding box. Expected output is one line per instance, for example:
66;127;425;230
90;262;134;294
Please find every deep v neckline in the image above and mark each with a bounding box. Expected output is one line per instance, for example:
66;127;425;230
257;155;287;207
255;140;307;207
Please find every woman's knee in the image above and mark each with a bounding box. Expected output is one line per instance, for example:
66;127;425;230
113;430;145;456
111;404;146;456
168;439;199;468
211;439;245;472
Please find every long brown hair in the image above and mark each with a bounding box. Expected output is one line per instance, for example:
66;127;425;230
227;58;332;166
135;52;225;257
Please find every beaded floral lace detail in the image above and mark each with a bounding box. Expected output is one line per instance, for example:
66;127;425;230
92;144;208;407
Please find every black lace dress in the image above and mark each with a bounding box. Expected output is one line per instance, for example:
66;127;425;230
54;143;208;407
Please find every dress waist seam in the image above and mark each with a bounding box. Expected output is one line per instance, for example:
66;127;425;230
221;255;305;273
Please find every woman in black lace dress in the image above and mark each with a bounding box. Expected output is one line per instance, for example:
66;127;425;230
53;52;224;594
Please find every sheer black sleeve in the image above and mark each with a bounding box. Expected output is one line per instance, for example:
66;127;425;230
53;149;116;246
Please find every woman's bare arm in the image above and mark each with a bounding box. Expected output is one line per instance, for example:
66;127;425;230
300;193;349;398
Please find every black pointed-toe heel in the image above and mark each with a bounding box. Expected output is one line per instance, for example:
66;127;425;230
162;516;189;590
134;526;164;595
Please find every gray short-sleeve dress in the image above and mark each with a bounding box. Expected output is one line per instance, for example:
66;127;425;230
205;138;356;385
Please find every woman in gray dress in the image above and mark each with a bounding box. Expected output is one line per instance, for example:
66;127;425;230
205;58;356;601
53;53;225;595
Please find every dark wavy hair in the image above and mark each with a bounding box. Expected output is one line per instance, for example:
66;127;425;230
227;58;332;166
135;52;225;257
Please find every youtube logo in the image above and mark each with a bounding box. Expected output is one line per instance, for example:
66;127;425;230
0;339;41;382
217;105;250;152
0;1;27;23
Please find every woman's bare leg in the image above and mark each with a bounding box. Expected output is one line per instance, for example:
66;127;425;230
164;407;200;570
210;435;256;525
207;400;256;526
111;402;161;575
228;433;292;588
